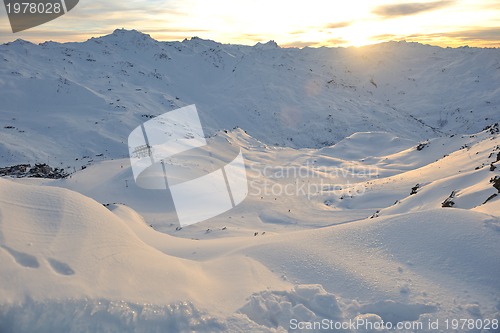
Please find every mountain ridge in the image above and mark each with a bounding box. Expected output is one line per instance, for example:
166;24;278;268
0;29;499;168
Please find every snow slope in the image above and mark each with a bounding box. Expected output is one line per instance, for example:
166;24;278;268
0;178;288;308
0;31;499;332
1;125;499;332
0;29;499;168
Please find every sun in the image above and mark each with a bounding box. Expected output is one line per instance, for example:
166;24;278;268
344;31;373;47
338;22;376;47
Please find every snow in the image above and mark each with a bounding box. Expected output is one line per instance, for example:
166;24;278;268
1;31;499;167
0;30;499;331
0;299;226;333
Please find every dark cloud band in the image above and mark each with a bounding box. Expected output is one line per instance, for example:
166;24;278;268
373;0;455;17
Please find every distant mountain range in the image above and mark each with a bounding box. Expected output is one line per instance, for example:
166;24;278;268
0;28;498;168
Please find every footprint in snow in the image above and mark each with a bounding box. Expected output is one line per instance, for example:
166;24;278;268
1;245;40;268
47;258;75;276
0;209;39;268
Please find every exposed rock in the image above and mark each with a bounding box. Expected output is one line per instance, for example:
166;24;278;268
0;163;68;179
442;190;457;208
410;184;420;195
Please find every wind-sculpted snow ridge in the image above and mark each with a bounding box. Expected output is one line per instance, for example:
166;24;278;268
0;299;226;333
238;285;440;332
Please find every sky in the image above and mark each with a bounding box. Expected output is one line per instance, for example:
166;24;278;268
0;0;499;47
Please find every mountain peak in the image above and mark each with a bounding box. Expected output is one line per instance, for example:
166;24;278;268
3;38;34;46
181;36;221;48
254;40;280;49
93;29;156;45
111;28;152;38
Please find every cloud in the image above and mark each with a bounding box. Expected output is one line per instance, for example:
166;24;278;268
235;33;273;43
281;37;348;48
281;40;320;48
0;0;192;43
440;27;500;42
289;30;306;35
410;28;500;47
372;1;455;17
325;21;352;29
369;28;500;48
326;38;349;46
369;33;400;41
476;2;500;11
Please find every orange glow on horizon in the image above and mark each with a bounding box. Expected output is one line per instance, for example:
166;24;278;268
0;0;498;48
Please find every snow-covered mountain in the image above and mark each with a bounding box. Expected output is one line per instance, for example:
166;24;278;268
0;30;499;332
1;29;499;167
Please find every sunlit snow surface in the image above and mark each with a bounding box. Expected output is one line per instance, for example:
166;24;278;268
0;30;499;332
